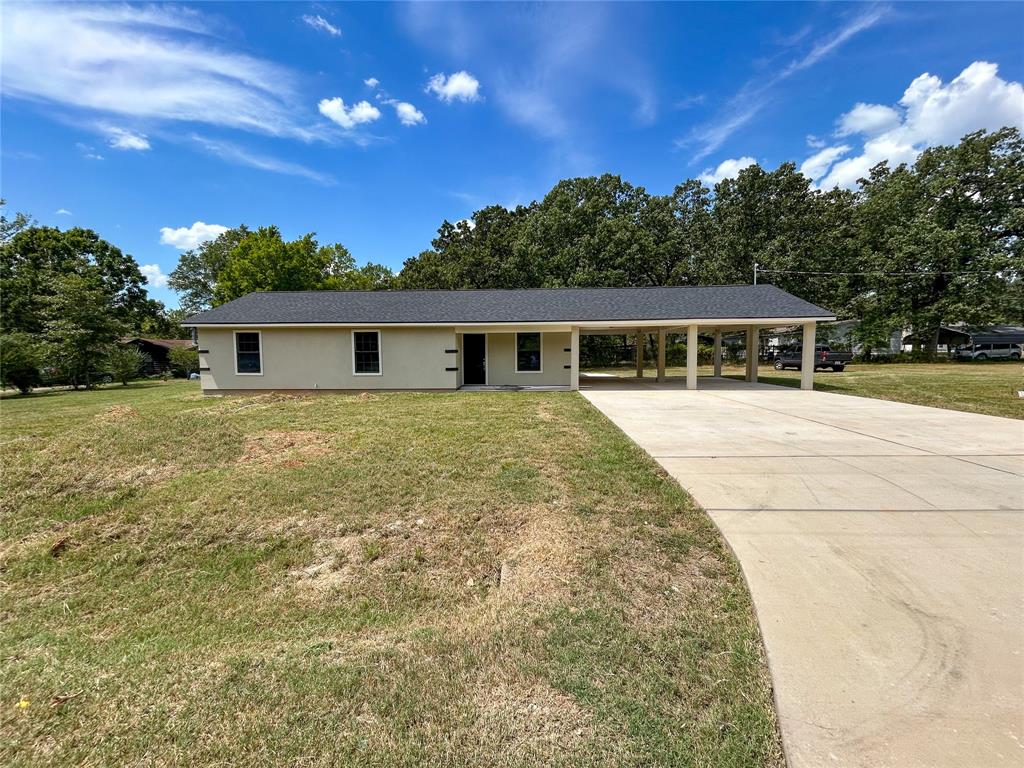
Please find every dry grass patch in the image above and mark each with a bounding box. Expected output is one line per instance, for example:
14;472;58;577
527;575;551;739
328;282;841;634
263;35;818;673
236;429;334;468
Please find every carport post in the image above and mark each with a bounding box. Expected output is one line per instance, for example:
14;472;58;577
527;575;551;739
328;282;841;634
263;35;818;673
801;322;816;390
570;326;580;391
686;324;698;390
713;329;722;377
635;331;644;378
745;326;759;383
656;328;666;382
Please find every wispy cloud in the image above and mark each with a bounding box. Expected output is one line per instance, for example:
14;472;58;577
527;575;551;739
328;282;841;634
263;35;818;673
2;4;318;141
191;136;336;185
683;6;888;162
301;14;340;37
55;208;73;216
104;126;150;151
76;142;104;161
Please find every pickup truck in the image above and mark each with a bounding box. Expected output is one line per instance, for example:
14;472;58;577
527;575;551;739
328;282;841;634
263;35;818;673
773;345;853;372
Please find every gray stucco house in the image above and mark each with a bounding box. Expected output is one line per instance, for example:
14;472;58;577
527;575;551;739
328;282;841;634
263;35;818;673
182;285;834;393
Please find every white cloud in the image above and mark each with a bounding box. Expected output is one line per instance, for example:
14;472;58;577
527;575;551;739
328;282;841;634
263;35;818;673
364;77;380;89
836;103;901;137
55;208;72;216
139;263;169;288
76;142;103;160
816;61;1024;189
799;145;850;180
105;127;150;151
806;134;826;148
426;71;481;103
685;7;886;161
159;221;229;250
699;156;758;185
301;14;340;37
1;4;316;141
191;135;336;185
318;97;381;129
394;102;426;126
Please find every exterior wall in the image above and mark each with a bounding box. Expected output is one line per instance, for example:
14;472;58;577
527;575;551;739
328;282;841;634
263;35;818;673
485;331;571;387
198;327;458;391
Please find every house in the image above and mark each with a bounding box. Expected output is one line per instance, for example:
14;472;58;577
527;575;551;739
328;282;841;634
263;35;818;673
121;337;197;374
181;285;835;393
902;325;1024;355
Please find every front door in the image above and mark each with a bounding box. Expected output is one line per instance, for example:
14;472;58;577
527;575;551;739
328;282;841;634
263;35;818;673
463;334;486;385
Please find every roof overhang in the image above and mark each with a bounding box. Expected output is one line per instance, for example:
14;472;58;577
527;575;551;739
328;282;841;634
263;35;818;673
184;316;835;330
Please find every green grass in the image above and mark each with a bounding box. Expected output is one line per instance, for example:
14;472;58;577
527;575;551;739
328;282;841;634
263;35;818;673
0;381;782;767
587;361;1023;420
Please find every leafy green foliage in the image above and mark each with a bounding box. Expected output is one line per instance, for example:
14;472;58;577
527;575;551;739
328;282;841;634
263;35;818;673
0;331;45;393
168;345;199;376
43;274;125;388
107;345;146;385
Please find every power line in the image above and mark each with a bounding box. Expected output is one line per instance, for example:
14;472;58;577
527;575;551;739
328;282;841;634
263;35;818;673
756;268;1006;276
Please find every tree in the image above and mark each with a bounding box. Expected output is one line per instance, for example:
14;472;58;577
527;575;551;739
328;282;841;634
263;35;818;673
0;332;45;394
168;226;248;313
1;225;149;334
44;274;124;388
168;346;199;377
853;128;1023;356
107;346;145;385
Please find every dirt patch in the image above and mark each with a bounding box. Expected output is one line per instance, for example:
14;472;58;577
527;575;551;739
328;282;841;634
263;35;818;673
236;430;333;468
94;405;138;424
473;677;595;751
287;534;364;593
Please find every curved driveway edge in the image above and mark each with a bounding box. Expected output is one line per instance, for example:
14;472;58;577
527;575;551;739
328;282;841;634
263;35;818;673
581;377;1024;768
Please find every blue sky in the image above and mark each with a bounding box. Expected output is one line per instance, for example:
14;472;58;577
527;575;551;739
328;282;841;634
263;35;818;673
3;2;1023;308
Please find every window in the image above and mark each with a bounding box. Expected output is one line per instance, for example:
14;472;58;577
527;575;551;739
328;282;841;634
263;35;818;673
516;332;542;373
353;330;381;375
235;331;262;374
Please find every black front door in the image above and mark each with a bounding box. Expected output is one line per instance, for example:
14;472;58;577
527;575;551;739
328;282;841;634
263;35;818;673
463;334;486;385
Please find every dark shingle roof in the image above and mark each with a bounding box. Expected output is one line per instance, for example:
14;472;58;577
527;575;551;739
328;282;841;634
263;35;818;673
183;285;834;325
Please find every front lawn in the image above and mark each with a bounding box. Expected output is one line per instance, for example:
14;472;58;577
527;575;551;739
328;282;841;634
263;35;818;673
586;361;1023;420
0;381;782;767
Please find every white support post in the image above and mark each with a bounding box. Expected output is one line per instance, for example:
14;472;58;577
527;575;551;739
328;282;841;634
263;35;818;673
801;322;816;390
744;327;755;382
750;327;759;383
570;326;580;391
713;329;722;377
686;324;698;390
657;328;666;382
635;331;644;378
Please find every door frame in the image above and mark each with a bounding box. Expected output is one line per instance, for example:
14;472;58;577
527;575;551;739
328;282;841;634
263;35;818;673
461;333;488;386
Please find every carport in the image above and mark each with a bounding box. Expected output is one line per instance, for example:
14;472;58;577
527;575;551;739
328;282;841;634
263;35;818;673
573;320;826;390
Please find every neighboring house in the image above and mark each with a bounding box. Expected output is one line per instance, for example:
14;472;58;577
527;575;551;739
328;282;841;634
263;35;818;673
121;337;197;374
902;325;1024;356
181;285;834;393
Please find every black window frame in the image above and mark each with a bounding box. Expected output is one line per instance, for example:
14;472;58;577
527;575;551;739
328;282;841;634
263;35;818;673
234;331;262;375
352;330;382;375
515;332;542;373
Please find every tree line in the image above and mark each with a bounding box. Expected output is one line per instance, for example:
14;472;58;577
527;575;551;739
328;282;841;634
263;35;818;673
2;127;1020;392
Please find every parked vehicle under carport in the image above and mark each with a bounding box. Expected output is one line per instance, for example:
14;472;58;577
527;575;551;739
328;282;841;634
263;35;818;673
774;345;853;372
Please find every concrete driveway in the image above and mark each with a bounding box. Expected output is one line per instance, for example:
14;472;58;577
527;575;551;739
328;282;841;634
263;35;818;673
581;377;1023;768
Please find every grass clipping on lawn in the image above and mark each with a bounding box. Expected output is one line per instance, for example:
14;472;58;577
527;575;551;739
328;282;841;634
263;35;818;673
0;382;783;767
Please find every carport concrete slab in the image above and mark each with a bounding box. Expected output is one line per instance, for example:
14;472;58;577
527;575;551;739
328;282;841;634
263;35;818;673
581;379;1024;768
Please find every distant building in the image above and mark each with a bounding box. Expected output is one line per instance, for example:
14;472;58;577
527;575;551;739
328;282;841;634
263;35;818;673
121;337;196;374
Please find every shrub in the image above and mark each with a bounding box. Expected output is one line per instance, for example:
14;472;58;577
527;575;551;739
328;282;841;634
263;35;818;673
0;333;45;394
107;346;146;386
168;346;199;377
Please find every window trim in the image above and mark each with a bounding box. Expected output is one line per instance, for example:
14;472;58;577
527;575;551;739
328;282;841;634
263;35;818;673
515;331;543;374
352;329;383;376
234;330;263;376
